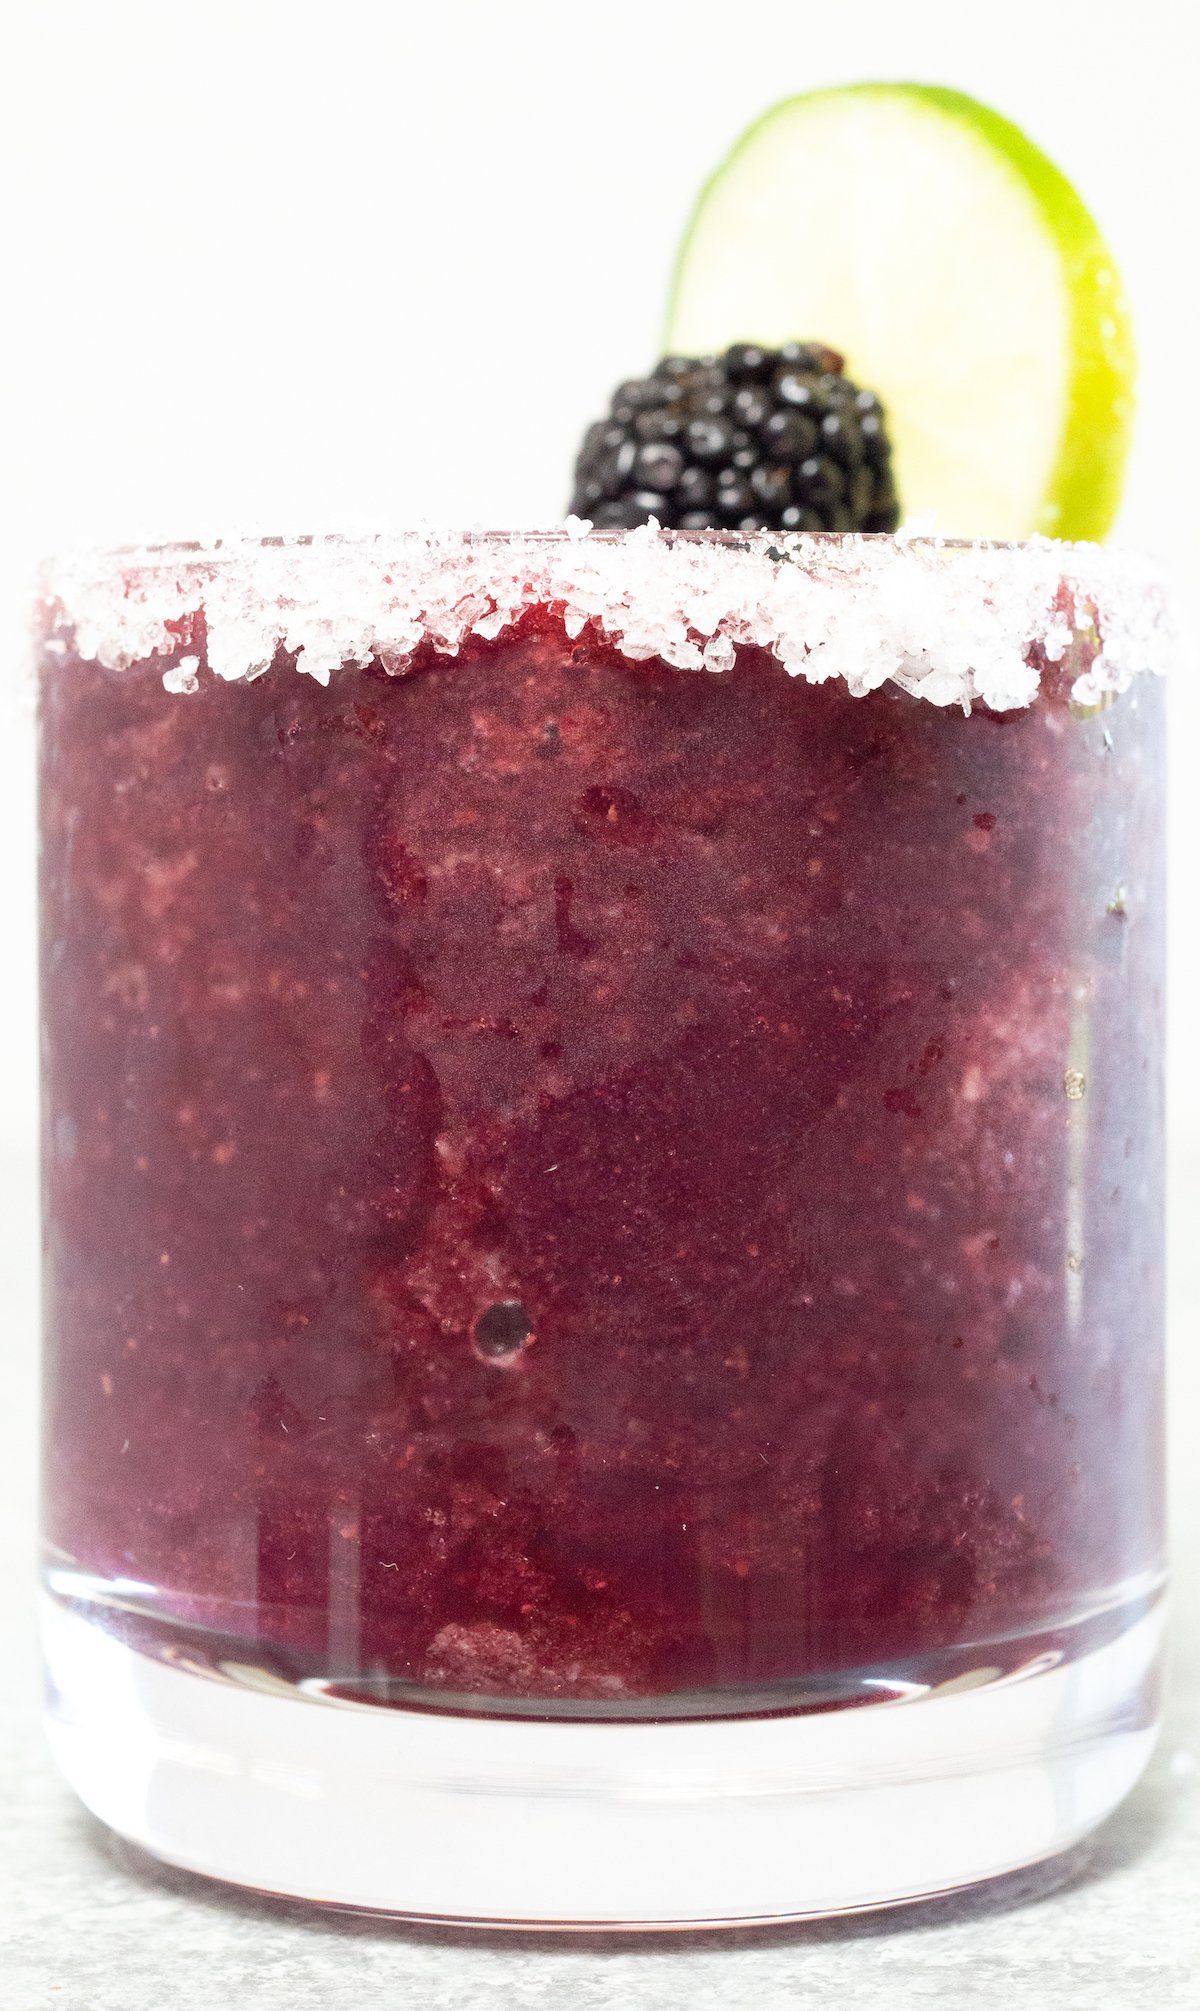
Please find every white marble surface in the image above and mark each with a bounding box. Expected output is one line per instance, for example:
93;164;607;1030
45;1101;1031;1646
4;1142;1199;2009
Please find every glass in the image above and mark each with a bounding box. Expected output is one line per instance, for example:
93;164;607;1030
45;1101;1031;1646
38;530;1168;1926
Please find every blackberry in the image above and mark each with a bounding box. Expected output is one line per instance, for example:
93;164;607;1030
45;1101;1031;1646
570;343;901;534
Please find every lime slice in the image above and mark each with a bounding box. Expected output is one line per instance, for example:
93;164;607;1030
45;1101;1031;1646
665;84;1134;541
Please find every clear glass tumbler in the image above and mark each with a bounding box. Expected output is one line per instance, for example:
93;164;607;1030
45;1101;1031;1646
38;529;1169;1926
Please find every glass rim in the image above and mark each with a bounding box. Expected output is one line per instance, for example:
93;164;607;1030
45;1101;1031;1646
37;524;1172;711
38;524;1161;570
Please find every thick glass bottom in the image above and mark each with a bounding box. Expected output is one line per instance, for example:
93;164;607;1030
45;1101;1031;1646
42;1594;1163;1928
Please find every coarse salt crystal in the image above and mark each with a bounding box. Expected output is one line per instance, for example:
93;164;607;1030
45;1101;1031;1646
39;528;1174;713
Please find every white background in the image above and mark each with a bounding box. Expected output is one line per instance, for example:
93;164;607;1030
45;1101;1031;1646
0;0;1197;1166
3;15;1198;1983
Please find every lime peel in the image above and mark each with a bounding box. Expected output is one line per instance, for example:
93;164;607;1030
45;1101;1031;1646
665;83;1135;542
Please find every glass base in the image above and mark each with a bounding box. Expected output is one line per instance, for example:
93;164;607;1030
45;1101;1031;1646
42;1595;1163;1928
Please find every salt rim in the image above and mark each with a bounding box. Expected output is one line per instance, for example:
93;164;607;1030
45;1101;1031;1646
37;524;1173;712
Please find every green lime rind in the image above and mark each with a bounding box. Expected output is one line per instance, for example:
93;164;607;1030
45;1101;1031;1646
908;86;1134;542
665;83;1135;543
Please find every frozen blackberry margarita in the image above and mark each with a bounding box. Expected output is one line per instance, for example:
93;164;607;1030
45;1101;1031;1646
39;87;1170;1926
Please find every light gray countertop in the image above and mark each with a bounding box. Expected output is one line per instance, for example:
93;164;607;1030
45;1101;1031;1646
5;1142;1199;2010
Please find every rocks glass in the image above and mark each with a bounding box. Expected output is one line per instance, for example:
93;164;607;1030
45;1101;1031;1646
39;529;1168;1923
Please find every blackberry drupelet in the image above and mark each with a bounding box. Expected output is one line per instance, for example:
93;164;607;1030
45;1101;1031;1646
570;343;901;534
